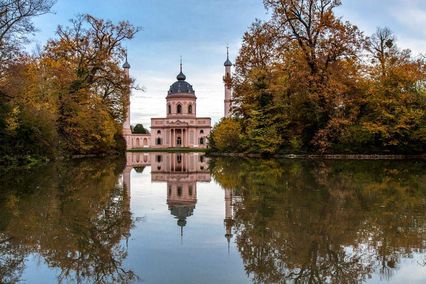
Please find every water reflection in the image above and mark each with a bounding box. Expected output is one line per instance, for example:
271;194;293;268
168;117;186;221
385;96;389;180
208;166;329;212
0;158;135;284
211;158;426;283
0;155;425;283
124;152;211;237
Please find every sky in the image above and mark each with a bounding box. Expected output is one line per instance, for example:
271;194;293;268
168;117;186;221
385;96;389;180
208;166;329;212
31;0;426;128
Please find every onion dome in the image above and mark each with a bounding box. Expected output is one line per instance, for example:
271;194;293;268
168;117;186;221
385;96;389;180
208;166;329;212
123;61;130;69
123;53;131;69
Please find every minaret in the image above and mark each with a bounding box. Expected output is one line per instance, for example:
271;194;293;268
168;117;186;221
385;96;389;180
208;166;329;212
224;47;233;118
224;188;233;253
122;52;132;141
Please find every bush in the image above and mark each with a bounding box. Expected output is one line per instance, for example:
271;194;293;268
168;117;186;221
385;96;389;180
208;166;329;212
132;124;149;134
209;118;243;152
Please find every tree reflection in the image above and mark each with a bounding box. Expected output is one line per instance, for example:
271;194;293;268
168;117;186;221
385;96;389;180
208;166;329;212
211;158;426;283
0;158;137;284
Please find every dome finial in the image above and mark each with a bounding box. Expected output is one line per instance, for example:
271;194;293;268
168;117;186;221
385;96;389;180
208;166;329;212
177;56;186;81
224;46;232;67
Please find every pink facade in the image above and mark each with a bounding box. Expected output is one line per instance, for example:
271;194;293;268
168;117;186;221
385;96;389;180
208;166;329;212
122;51;234;150
123;62;213;150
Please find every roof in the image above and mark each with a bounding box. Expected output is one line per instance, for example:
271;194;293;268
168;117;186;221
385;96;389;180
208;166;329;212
168;63;195;96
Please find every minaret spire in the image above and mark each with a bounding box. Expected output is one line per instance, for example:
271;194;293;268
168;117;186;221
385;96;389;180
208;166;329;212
180;56;183;73
224;47;233;117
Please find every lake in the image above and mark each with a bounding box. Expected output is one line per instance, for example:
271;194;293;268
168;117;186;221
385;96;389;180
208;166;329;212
0;152;425;284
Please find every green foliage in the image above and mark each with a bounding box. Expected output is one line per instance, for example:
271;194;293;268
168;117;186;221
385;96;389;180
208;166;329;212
132;124;149;134
0;13;139;163
219;1;426;154
209;118;243;152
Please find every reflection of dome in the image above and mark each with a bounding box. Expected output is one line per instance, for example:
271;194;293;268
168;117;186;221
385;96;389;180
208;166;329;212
169;203;195;236
169;203;195;226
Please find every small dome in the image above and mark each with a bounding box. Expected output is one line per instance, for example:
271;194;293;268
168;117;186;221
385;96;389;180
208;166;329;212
123;60;130;69
224;58;232;67
177;71;186;81
224;47;233;66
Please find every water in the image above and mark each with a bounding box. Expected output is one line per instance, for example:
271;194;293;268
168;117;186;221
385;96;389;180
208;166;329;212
0;153;425;284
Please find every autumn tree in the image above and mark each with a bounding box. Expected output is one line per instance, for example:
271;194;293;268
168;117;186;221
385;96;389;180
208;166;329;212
43;14;140;154
0;0;56;74
210;0;425;154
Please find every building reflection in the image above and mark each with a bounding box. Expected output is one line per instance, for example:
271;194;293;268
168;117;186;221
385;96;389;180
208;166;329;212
124;152;234;244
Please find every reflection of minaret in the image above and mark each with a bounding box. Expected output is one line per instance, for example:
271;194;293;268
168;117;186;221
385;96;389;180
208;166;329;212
123;166;132;196
224;188;234;253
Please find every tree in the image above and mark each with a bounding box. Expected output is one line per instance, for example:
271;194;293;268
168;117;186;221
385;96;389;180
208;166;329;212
219;0;425;154
43;14;140;154
132;124;149;134
209;118;243;152
0;0;56;74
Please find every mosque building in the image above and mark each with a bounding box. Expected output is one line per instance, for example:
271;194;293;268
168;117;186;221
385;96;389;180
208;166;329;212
122;50;233;150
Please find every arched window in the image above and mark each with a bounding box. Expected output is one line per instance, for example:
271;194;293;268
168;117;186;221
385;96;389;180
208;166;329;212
168;104;171;114
200;130;204;134
156;138;162;145
188;104;193;114
157;130;161;135
199;137;204;145
156;155;162;162
177;104;182;114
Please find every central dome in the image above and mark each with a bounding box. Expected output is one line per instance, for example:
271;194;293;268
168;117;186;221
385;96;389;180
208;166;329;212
168;63;195;96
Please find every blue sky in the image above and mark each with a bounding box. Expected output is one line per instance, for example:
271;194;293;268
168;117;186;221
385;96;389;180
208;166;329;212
31;0;426;127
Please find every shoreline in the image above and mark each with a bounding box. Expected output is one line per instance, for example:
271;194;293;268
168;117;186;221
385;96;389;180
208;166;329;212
207;152;426;160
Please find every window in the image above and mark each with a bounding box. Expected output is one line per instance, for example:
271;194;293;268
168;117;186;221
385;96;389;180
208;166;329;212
156;138;162;145
188;104;192;114
189;186;193;196
177;186;182;197
177;137;182;145
200;130;204;134
177;104;182;114
199;137;204;145
157;130;161;135
177;154;182;164
168;104;171;114
156;155;162;162
168;186;172;196
199;156;204;163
